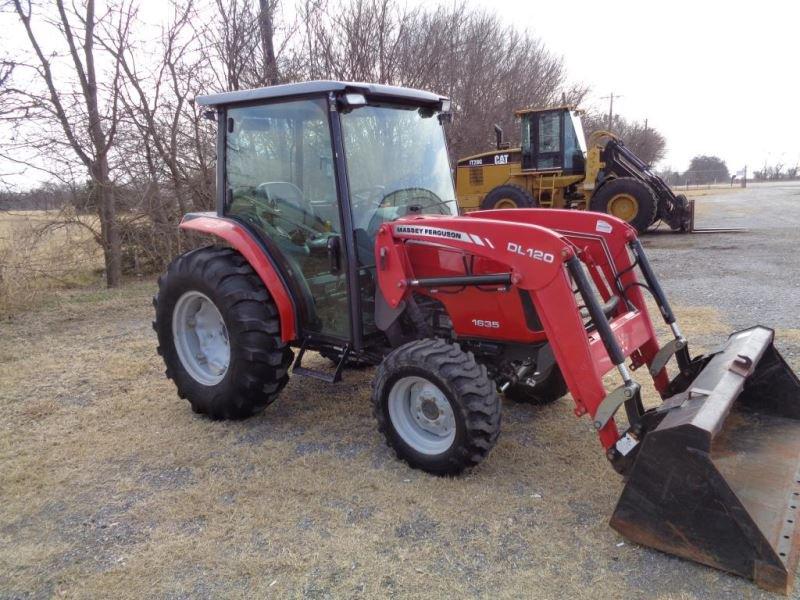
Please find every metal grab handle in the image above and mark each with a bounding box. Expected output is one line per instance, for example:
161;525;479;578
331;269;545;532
327;235;341;273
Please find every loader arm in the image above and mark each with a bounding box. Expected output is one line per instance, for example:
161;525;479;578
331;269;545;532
600;139;692;231
374;212;667;451
469;208;671;391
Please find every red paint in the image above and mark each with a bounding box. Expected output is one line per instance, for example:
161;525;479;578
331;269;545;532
180;214;297;342
375;210;673;451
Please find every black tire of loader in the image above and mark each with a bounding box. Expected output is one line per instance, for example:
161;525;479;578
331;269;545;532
372;338;501;475
153;245;293;419
504;366;568;405
589;177;658;233
480;184;537;210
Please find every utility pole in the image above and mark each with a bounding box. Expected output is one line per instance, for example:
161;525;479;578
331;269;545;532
601;92;622;130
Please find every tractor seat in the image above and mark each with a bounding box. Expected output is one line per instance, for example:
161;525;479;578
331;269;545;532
354;228;376;268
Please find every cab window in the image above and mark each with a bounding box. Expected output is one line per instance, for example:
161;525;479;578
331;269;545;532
536;112;562;169
563;111;587;173
224;98;350;338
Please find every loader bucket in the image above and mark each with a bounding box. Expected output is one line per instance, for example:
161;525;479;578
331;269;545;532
610;326;800;594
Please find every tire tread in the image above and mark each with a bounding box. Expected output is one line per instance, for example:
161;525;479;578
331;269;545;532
154;245;293;420
372;338;501;475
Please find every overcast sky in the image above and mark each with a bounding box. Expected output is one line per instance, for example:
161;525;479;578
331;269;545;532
502;0;800;172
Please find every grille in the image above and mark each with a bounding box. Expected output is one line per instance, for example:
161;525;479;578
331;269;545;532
468;167;483;186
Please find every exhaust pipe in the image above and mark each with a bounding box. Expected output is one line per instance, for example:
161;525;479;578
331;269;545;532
611;326;800;593
494;124;503;150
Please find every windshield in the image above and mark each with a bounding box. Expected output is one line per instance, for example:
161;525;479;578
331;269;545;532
570;111;587;153
340;105;457;236
563;111;587;172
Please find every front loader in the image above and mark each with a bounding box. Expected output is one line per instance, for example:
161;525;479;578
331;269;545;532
455;107;696;233
154;81;800;593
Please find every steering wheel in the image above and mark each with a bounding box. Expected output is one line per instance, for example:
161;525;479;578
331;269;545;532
256;181;306;211
351;185;386;209
378;187;446;214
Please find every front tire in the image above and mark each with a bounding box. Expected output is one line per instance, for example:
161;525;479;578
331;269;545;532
589;177;657;233
154;246;293;419
480;184;537;210
372;339;501;475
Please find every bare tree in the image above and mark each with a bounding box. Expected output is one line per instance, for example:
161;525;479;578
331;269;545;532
299;0;582;160
258;0;280;85
103;1;216;269
583;112;666;165
9;0;131;286
0;61;15;119
2;0;604;279
199;0;298;91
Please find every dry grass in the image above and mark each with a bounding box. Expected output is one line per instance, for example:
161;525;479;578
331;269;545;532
1;278;787;599
0;210;104;315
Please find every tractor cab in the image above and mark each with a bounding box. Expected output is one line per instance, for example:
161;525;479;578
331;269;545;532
197;81;456;349
516;106;587;175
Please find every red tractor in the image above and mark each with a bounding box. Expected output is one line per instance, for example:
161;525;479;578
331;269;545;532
154;81;800;593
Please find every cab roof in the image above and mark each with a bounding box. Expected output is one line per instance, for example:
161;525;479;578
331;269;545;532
196;80;448;108
514;105;581;117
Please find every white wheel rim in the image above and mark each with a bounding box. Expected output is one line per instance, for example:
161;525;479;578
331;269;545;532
172;291;230;385
387;376;456;455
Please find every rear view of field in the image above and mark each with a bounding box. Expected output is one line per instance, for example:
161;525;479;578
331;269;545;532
1;183;799;599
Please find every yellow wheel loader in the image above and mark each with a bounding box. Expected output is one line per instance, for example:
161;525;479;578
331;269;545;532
455;106;694;233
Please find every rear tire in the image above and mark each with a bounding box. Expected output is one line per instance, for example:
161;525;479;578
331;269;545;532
504;367;568;405
480;184;537;210
590;177;657;233
373;339;501;475
154;246;293;419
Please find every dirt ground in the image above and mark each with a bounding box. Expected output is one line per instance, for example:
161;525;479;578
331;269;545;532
2;182;799;599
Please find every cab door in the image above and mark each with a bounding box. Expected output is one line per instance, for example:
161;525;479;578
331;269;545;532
533;111;563;170
223;97;351;340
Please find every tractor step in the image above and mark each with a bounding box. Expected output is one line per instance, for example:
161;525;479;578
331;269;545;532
292;365;338;383
291;340;348;384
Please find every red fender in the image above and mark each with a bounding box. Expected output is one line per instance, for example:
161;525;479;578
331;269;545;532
179;213;297;342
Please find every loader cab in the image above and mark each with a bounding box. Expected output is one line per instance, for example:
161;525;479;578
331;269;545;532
519;107;587;176
200;82;456;351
